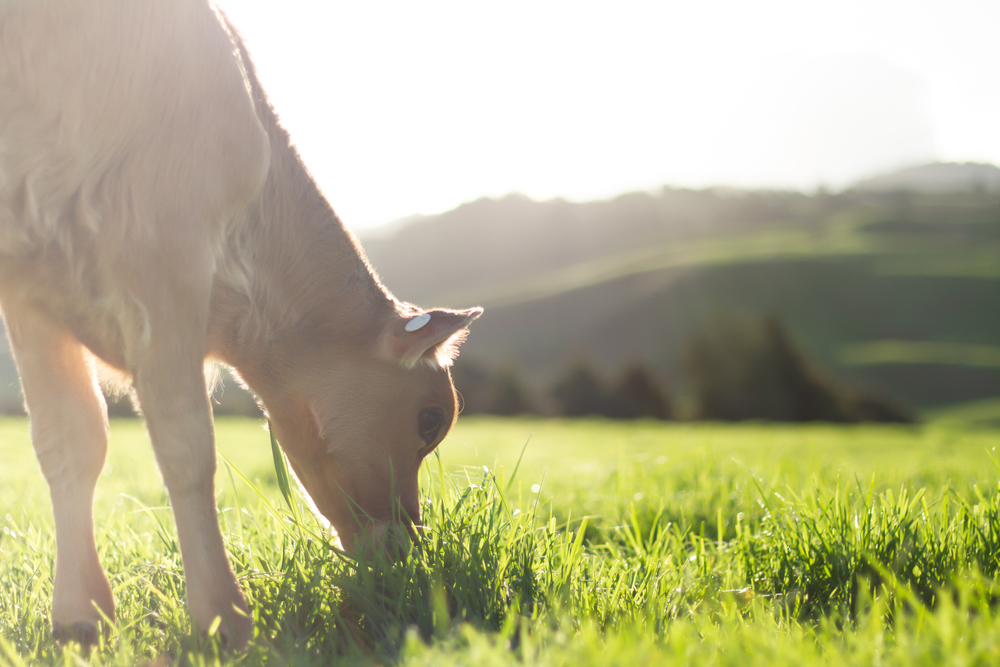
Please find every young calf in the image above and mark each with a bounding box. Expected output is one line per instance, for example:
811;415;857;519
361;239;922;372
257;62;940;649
0;0;480;650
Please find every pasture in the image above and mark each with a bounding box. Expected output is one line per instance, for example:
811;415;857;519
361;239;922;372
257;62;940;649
2;415;1000;665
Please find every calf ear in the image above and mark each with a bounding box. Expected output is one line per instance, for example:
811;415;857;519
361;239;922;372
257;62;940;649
382;307;483;368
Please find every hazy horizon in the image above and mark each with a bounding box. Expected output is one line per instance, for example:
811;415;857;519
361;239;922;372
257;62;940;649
215;0;1000;230
358;160;1000;237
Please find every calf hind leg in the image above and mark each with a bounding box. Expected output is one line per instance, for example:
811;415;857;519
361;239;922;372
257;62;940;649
4;308;115;646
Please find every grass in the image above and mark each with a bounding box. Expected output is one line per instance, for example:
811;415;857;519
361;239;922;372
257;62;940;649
840;340;1000;368
2;415;1000;665
928;397;1000;429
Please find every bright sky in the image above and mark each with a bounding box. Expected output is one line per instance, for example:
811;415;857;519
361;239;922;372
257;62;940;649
215;0;1000;230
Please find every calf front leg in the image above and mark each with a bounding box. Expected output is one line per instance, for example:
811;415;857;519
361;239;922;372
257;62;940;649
124;270;252;650
3;308;115;645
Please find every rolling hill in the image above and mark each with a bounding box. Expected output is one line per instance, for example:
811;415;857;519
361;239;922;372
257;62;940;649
361;164;1000;410
853;162;1000;194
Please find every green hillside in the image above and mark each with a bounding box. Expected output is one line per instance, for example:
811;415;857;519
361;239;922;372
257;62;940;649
363;176;1000;410
452;257;1000;407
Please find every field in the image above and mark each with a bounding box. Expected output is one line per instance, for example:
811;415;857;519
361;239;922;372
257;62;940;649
2;415;1000;665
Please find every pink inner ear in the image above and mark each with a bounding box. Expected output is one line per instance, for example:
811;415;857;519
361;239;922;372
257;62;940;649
389;307;483;368
430;328;470;367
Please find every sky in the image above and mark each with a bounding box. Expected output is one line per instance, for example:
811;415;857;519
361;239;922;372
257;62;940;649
215;0;1000;230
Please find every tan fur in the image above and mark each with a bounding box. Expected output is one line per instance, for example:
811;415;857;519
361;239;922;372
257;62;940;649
0;0;480;650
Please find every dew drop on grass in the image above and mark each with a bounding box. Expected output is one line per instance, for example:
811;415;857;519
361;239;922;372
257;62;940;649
4;514;10;522
531;484;541;493
634;492;643;501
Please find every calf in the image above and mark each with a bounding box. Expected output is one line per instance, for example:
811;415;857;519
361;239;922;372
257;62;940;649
0;0;480;649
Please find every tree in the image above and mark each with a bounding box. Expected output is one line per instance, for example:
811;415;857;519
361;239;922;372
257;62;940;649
451;359;537;415
552;359;672;419
681;315;914;423
552;360;625;418
615;364;672;419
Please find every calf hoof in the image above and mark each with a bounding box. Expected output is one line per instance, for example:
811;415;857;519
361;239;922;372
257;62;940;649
210;611;253;652
52;621;102;649
189;576;253;650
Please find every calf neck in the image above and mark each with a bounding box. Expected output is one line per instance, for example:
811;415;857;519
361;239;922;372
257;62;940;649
0;0;480;650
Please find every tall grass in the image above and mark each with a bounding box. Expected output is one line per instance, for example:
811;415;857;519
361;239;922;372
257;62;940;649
1;418;1000;665
742;468;1000;620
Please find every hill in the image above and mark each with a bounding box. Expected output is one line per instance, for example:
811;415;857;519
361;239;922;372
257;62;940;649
361;169;1000;410
360;188;833;308
852;162;1000;194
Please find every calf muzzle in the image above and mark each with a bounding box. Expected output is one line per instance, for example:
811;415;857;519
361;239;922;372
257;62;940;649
347;516;421;561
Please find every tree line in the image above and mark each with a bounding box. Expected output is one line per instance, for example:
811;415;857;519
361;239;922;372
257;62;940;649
451;315;914;423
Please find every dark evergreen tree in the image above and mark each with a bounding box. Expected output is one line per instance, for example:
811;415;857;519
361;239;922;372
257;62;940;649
489;366;534;416
615;364;672;419
682;315;914;423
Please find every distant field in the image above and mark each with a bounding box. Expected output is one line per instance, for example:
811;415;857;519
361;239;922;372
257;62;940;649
3;415;1000;665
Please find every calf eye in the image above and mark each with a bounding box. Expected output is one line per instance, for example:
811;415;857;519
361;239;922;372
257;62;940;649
417;408;446;446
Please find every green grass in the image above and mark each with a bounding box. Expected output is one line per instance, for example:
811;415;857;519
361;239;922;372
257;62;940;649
840;340;1000;368
3;416;1000;665
928;397;1000;429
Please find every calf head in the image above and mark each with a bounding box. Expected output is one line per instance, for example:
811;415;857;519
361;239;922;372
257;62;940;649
263;307;482;554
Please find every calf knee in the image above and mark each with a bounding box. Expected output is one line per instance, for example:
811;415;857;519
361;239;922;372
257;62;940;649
155;444;217;496
30;399;109;489
146;409;217;496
